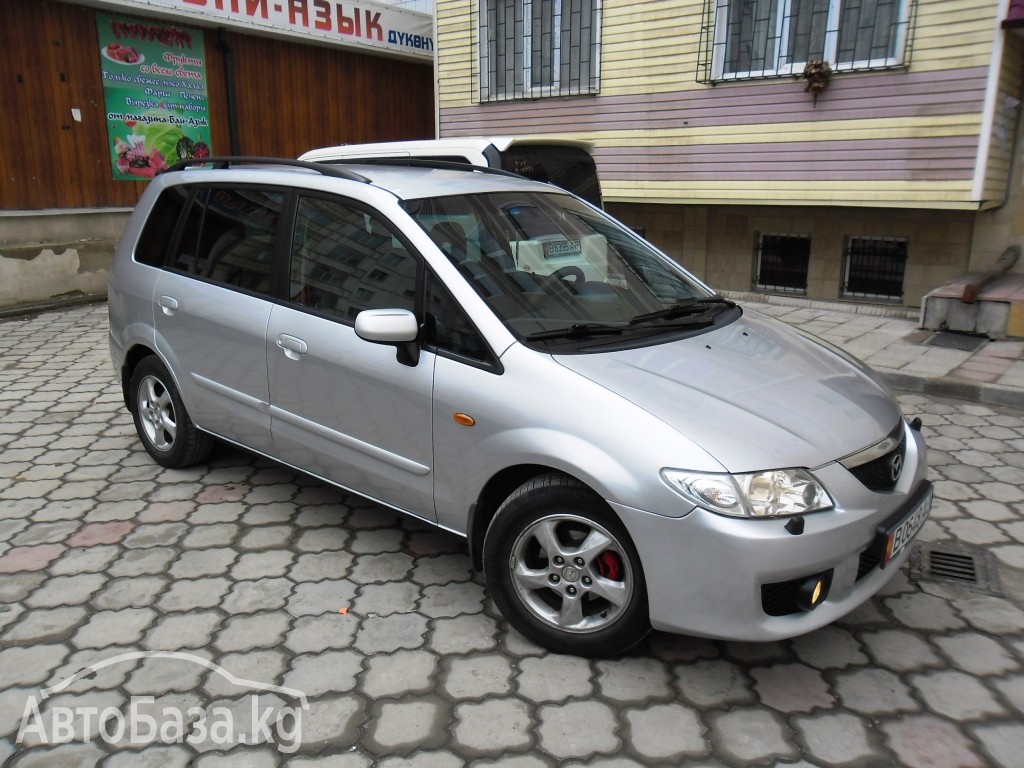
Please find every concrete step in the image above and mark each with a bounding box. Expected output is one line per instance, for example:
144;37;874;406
922;272;1024;339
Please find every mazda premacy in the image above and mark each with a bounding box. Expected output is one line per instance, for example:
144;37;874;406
108;157;931;657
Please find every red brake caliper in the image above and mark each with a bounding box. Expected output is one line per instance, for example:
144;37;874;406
595;551;623;581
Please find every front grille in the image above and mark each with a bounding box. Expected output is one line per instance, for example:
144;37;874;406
857;548;881;580
761;579;803;617
848;433;906;492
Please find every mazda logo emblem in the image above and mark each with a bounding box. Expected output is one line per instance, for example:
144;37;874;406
890;453;903;483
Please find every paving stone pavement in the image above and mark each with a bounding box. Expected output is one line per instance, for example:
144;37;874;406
1;302;1023;767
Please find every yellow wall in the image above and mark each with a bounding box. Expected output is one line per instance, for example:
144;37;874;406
439;0;1002;106
437;0;1007;209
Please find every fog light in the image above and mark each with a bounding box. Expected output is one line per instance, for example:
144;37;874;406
796;572;832;612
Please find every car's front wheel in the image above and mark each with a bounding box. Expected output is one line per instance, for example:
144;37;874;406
130;356;212;468
483;473;650;657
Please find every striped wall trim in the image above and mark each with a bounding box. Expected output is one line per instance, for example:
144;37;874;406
596;136;978;182
600;179;978;208
439;67;989;133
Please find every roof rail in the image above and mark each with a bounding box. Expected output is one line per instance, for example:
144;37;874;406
162;156;370;183
320;156;526;181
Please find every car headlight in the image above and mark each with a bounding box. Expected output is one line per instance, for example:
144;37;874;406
661;468;834;518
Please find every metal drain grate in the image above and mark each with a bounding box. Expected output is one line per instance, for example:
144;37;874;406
929;550;977;583
909;542;1003;596
923;332;988;352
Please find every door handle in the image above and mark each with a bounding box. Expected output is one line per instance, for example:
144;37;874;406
158;296;178;316
276;334;308;360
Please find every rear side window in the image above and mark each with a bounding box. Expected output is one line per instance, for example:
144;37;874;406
134;184;191;267
169;186;285;296
170;187;206;274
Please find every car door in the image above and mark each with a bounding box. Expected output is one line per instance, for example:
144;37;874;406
153;185;284;453
266;193;435;520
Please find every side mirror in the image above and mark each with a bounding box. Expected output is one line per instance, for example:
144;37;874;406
354;308;420;366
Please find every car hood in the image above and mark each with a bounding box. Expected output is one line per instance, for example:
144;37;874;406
553;310;900;473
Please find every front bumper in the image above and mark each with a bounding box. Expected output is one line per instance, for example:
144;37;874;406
612;421;929;641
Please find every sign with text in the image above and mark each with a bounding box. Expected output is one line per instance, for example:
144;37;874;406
87;0;433;60
97;13;213;181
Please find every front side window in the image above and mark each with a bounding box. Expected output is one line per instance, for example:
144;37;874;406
288;195;417;322
701;0;913;82
480;0;601;101
423;272;494;364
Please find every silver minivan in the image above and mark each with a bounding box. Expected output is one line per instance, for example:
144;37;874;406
108;157;931;657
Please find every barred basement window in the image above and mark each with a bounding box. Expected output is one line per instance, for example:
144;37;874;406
479;0;602;101
754;233;810;294
697;0;916;83
842;236;907;300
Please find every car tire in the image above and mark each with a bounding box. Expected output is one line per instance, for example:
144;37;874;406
130;356;212;468
483;473;650;657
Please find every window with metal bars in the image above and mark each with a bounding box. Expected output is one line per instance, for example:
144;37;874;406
754;233;810;294
697;0;915;83
479;0;601;101
842;236;907;300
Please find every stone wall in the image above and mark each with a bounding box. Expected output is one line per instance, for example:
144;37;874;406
0;210;129;310
608;202;976;309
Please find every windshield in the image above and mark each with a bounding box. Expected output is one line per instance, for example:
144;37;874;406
498;145;602;207
407;192;735;348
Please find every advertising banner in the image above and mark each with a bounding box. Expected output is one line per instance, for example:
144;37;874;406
96;13;213;181
87;0;433;61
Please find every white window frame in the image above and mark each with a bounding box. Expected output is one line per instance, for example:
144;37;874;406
480;0;601;101
711;0;909;82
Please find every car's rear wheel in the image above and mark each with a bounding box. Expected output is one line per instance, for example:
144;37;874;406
483;473;650;657
130;356;212;468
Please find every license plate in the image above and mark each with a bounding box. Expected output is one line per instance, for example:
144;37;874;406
545;239;582;258
878;483;933;567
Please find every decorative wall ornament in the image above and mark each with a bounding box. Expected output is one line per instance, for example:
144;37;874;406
802;60;832;105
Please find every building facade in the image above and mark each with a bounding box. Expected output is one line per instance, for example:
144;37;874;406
435;0;1024;308
1;0;435;309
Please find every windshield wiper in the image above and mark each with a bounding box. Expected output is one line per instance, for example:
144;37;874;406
629;299;706;325
628;296;735;326
526;323;625;342
698;296;736;308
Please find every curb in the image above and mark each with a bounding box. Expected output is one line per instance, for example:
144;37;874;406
883;370;1024;410
0;293;106;320
725;290;920;320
